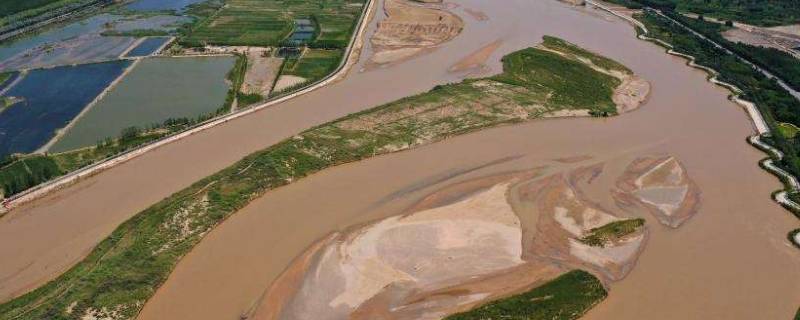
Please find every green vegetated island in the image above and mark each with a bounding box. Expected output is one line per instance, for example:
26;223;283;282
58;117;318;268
0;0;366;200
0;36;630;320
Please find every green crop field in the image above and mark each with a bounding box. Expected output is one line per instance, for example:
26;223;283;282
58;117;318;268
281;48;343;83
445;270;607;320
181;0;365;47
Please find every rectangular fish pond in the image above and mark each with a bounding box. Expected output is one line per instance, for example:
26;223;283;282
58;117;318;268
50;56;235;152
124;37;172;57
0;60;132;157
0;14;189;71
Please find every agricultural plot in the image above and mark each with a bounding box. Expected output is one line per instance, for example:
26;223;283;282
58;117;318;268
0;60;130;157
281;48;342;83
181;0;365;47
51;56;234;152
313;13;358;47
123;37;171;57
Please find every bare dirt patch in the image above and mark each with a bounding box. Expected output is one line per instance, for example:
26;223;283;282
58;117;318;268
722;23;800;58
242;48;283;96
273;75;307;92
367;0;464;68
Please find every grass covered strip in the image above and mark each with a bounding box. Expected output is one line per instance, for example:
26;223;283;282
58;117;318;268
445;270;607;320
0;37;629;319
579;218;645;247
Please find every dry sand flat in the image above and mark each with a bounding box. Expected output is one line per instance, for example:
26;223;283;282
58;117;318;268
447;39;502;76
367;0;464;67
253;157;695;319
3;0;800;318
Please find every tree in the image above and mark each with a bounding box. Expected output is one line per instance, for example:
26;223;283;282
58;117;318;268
119;126;141;142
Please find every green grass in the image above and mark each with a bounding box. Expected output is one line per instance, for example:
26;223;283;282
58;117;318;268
180;0;365;47
280;48;342;84
0;156;62;198
778;122;800;139
445;270;607;320
579;218;645;247
0;37;630;319
540;36;632;75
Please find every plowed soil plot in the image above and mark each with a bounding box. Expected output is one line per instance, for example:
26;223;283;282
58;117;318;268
0;60;130;156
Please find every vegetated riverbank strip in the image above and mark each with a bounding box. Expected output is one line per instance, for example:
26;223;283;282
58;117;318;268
0;0;376;214
586;0;800;248
0;37;634;319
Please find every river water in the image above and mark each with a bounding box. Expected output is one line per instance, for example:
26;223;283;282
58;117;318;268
1;0;798;318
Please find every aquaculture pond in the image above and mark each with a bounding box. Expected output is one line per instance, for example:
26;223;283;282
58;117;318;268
287;19;316;45
125;0;208;12
124;37;172;57
51;56;235;152
0;14;188;71
0;61;131;157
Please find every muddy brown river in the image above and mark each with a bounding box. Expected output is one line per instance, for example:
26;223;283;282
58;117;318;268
1;0;799;318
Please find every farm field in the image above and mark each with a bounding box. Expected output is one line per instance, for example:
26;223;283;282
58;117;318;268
124;37;171;57
51;56;234;152
278;48;343;89
181;0;365;47
0;60;130;157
